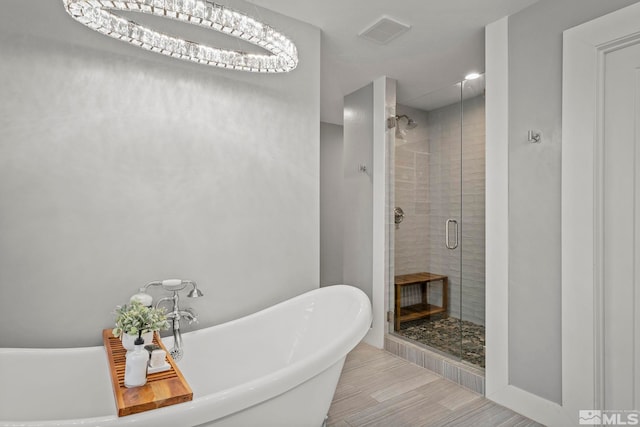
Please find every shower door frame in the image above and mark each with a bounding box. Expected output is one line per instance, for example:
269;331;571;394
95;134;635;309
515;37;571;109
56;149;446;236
387;83;467;363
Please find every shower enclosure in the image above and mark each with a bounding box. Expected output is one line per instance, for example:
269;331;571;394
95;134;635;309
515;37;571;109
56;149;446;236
389;75;486;368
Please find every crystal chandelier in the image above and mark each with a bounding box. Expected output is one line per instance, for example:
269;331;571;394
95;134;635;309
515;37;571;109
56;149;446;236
62;0;299;73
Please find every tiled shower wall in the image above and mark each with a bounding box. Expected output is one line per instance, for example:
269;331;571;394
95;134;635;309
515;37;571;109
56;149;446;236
394;105;431;277
394;95;485;326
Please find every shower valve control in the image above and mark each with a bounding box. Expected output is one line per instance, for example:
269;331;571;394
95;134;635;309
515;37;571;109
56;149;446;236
394;207;405;224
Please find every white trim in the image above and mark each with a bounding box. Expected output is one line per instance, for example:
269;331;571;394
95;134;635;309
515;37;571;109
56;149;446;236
562;1;640;418
489;385;569;426
365;76;390;348
485;16;510;399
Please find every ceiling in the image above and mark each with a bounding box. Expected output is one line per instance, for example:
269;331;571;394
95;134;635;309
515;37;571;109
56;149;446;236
2;0;538;124
248;0;538;124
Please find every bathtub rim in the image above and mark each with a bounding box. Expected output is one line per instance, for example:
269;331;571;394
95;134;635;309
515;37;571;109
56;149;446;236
170;284;372;422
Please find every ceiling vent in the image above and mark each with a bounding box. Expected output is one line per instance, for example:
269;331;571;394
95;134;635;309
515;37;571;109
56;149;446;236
359;16;411;45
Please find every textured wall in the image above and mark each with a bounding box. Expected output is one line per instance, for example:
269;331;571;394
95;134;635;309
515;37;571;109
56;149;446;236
320;122;344;286
0;2;320;348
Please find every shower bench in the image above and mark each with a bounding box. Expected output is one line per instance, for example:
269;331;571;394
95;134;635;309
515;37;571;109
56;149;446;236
394;272;448;331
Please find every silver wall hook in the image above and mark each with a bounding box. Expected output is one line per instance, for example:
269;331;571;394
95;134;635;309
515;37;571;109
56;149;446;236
527;130;542;143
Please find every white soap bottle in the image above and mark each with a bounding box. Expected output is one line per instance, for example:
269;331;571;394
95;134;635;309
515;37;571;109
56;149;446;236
124;336;148;388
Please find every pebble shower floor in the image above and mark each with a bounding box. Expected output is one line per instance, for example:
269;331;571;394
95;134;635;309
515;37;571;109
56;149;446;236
398;313;485;368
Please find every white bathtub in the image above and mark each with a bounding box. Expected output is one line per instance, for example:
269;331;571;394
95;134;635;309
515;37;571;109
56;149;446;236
0;285;372;427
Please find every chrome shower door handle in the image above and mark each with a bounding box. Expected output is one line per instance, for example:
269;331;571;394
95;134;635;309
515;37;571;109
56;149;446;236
445;219;459;250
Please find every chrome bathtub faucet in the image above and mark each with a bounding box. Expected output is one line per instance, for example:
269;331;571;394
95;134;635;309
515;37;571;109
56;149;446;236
133;279;204;362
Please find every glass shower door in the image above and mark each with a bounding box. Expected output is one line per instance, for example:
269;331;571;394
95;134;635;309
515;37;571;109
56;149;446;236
460;74;486;366
424;81;463;361
391;81;463;361
390;74;486;368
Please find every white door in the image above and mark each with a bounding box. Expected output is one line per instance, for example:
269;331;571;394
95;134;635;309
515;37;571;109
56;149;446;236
563;2;640;424
603;41;640;411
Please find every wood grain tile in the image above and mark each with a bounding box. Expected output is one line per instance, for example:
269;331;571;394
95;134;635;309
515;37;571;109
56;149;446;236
370;372;439;402
327;343;544;427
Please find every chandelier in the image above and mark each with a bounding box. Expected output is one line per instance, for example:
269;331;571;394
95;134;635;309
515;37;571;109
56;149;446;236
62;0;299;73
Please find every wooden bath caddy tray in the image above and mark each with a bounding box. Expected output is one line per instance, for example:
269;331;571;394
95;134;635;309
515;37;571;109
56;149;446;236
102;329;193;417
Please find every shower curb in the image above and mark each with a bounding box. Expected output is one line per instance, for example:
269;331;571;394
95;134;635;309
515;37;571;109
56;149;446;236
384;334;485;395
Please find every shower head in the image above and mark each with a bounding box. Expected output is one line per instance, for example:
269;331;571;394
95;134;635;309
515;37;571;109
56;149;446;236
395;114;417;129
186;281;204;298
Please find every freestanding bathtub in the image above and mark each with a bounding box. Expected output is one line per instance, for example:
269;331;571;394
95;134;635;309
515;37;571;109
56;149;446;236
0;285;372;427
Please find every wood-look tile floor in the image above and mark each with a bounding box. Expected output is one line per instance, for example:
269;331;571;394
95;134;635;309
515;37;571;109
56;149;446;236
327;343;544;427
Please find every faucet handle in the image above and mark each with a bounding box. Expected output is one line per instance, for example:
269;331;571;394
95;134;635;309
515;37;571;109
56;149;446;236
181;308;198;324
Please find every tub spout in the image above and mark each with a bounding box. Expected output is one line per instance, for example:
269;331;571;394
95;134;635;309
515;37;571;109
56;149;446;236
152;282;202;362
165;309;198;361
169;315;184;361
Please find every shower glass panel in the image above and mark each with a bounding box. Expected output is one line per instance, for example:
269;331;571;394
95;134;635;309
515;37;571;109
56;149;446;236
460;75;486;367
390;75;485;368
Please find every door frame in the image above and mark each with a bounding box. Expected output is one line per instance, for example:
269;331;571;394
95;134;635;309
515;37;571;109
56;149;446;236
562;1;640;418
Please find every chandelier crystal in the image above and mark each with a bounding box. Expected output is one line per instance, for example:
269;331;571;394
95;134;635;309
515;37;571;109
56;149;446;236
62;0;298;73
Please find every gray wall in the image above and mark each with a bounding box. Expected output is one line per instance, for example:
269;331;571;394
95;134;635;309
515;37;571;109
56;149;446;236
507;0;639;404
0;1;320;348
320;122;344;286
342;84;374;302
